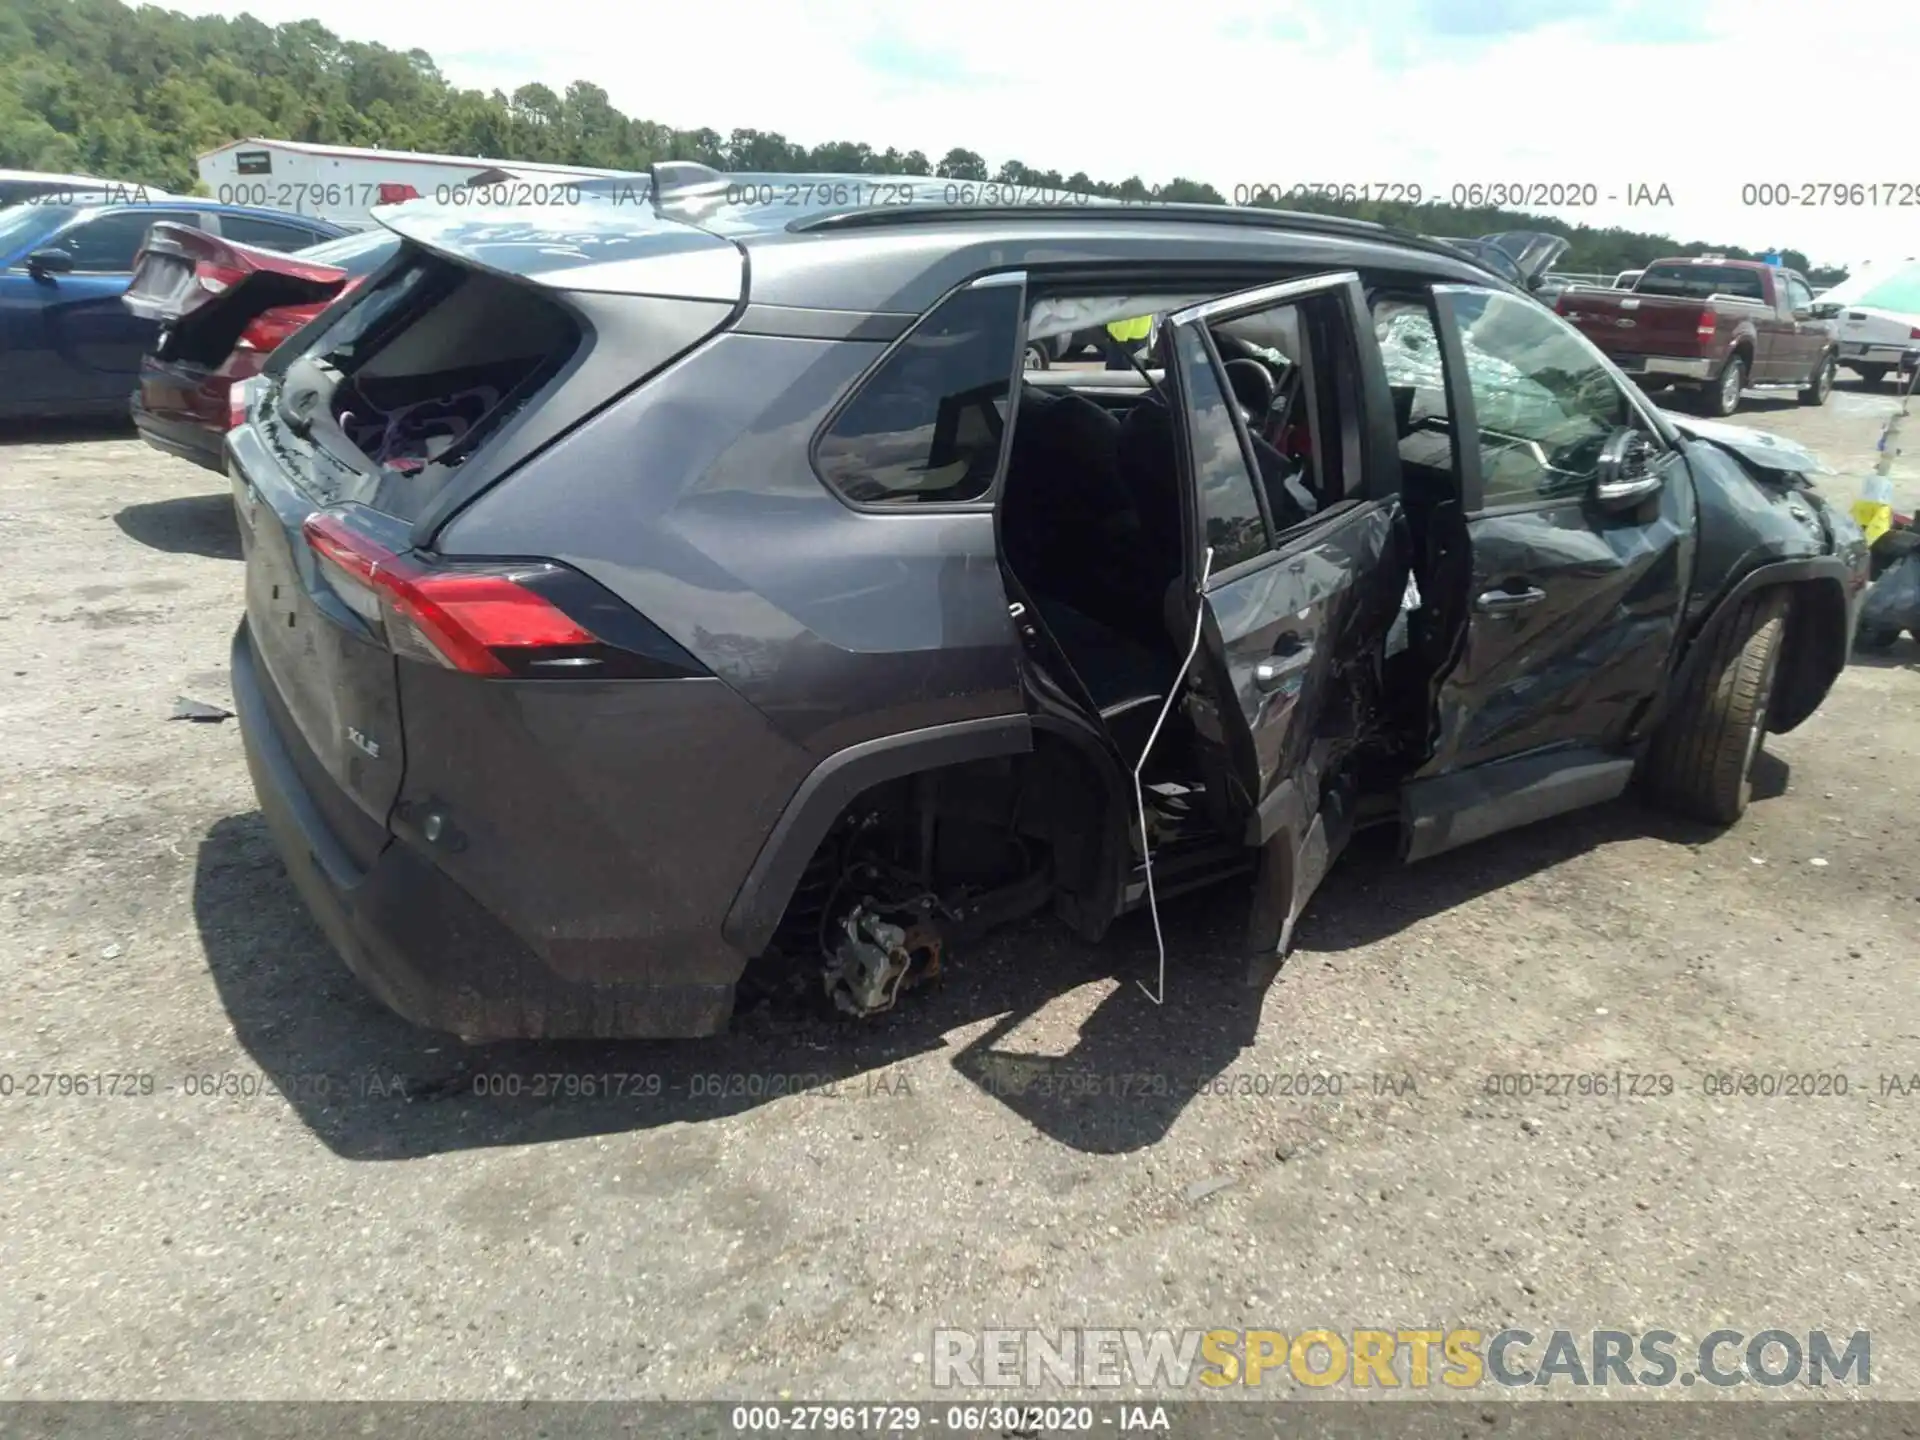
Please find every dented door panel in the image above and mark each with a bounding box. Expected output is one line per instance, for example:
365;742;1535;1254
1207;505;1403;817
1423;466;1694;773
1163;276;1407;975
1216;505;1402;980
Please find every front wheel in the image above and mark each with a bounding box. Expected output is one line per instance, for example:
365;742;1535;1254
1798;351;1836;405
1640;590;1787;825
1704;353;1747;416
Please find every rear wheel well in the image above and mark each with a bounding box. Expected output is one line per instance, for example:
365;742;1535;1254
760;733;1125;993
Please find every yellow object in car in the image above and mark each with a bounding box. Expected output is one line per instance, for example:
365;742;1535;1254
1106;315;1154;342
1854;474;1895;546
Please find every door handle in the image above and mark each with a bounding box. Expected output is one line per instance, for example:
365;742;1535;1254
1475;585;1546;613
1253;660;1294;692
1254;635;1308;692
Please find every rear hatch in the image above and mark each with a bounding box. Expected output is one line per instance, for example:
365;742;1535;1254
124;223;353;372
1437;231;1570;291
232;244;589;864
230;211;742;865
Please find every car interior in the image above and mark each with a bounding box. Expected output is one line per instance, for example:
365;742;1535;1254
994;284;1471;846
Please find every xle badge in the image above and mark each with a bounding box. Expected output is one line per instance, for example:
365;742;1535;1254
346;726;381;759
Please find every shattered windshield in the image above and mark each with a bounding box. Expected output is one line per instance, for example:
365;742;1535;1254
1376;304;1573;433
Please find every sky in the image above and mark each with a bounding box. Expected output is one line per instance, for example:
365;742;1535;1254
172;0;1920;268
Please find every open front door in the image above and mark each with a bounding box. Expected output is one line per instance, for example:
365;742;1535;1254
1161;271;1407;984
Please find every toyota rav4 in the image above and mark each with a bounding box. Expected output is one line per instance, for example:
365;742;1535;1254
225;166;1870;1039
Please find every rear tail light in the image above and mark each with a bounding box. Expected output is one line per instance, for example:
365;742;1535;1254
235;308;308;353
1909;327;1920;340
1696;309;1717;343
301;512;704;679
193;257;248;298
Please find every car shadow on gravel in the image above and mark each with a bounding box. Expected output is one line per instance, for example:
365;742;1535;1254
192;811;1269;1160
1849;639;1920;669
192;773;1785;1162
115;493;242;561
1300;786;1764;965
0;416;135;446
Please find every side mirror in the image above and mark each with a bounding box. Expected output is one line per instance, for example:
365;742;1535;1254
26;248;74;278
1792;307;1812;321
1594;427;1663;509
1809;302;1841;320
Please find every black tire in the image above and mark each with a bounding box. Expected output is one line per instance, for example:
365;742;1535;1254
1855;364;1888;389
1704;351;1747;416
1641;590;1787;824
1798;350;1836;405
1855;622;1901;652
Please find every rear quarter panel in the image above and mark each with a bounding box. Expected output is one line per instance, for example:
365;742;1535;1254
435;329;1026;761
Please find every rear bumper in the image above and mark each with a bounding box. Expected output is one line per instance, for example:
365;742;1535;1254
1614;354;1715;381
130;397;225;473
232;618;740;1039
1838;343;1915;368
131;355;240;473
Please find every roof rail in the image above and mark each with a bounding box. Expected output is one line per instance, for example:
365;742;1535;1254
789;200;1471;263
793;200;1378;235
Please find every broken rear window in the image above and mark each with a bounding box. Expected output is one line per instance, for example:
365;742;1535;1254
285;247;582;520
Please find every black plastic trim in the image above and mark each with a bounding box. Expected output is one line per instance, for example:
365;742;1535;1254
722;714;1033;955
1660;557;1853;727
733;304;915;342
1402;745;1634;863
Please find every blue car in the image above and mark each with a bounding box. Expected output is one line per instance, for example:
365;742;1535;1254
0;198;346;421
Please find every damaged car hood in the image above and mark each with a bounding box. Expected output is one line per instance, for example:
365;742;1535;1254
1661;413;1834;480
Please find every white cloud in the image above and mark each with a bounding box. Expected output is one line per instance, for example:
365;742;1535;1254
176;0;1918;265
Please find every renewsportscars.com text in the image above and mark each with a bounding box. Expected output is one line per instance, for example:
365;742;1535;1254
931;1327;1871;1390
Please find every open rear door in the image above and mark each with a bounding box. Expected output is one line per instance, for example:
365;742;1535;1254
1161;272;1407;984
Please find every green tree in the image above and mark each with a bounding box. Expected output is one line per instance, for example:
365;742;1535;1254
0;0;1845;276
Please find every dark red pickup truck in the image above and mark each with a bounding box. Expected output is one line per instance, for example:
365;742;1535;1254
1555;258;1838;416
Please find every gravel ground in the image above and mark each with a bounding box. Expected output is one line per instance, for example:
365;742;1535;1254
1;381;1916;1410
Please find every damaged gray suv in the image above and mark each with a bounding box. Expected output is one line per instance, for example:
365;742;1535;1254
227;166;1870;1039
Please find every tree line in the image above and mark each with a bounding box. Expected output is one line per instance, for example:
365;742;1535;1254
0;0;1843;281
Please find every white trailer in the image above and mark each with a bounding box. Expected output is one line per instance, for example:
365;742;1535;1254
195;138;638;231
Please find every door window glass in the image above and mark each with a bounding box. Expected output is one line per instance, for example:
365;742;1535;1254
1447;288;1642;507
1373;299;1458;482
815;283;1019;506
1174;324;1269;572
219;214;328;252
59;210;198;272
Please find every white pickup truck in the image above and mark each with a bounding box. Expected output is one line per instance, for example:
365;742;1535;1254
1812;258;1920;389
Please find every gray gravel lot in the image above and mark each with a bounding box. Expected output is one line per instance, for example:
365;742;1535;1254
1;379;1916;1408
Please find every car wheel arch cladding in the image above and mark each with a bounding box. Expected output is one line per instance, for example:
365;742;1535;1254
1671;563;1851;737
720;714;1034;956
